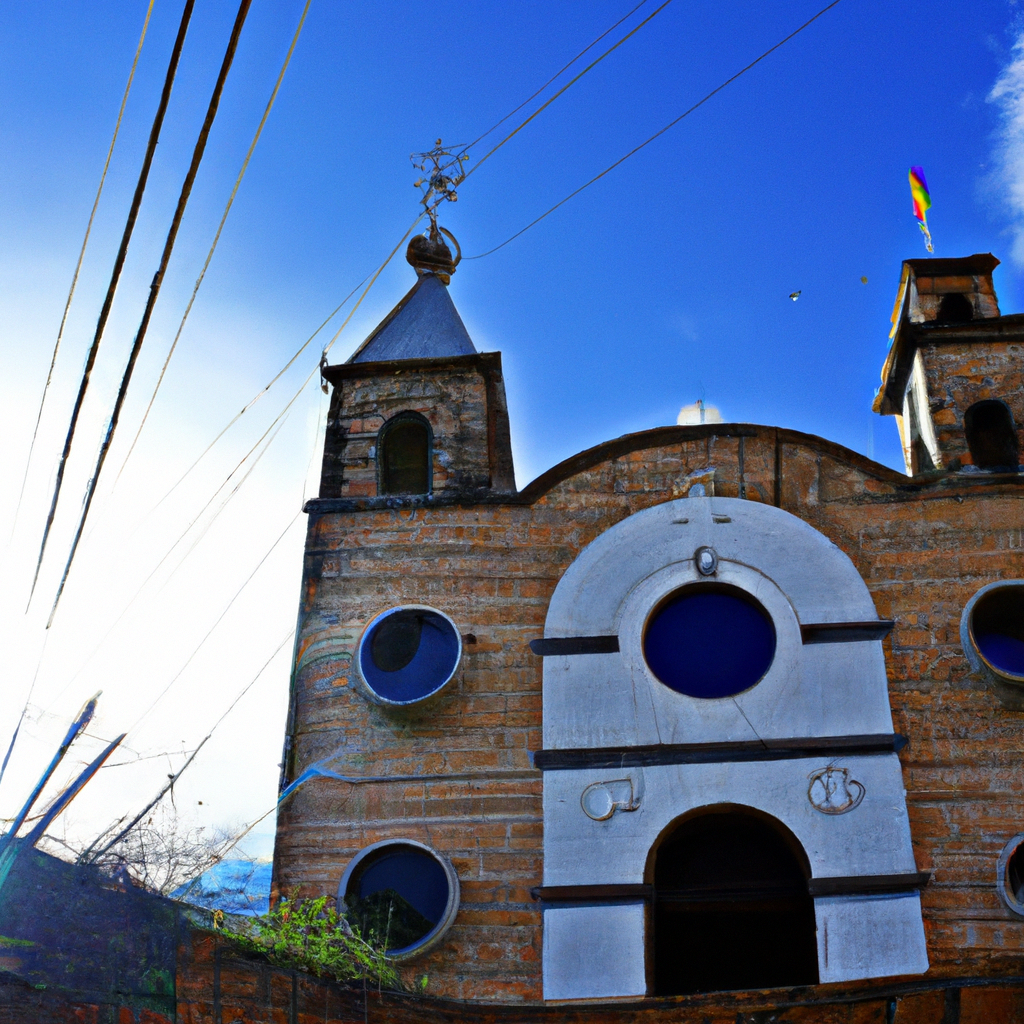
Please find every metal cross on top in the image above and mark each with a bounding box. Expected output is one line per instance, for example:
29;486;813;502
411;139;468;234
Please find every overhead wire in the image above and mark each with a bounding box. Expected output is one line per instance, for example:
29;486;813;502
136;215;420;531
41;410;291;718
465;0;845;260
462;0;675;183
10;0;157;543
37;0;682;827
28;0;197;610
128;511;301;734
45;0;255;629
140;273;369;523
84;626;292;862
464;0;652;151
116;0;666;526
116;0;314;484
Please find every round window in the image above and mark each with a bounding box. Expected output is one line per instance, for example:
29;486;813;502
339;840;459;957
358;607;461;704
967;585;1024;683
997;834;1024;916
643;584;776;699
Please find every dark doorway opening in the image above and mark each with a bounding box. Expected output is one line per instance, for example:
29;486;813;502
936;292;974;323
964;399;1019;471
652;810;818;995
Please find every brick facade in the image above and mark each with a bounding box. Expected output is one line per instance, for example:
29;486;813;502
277;416;1024;1000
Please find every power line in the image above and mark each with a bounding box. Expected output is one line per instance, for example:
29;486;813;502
140;273;369;524
466;0;845;260
465;0;652;152
139;213;420;527
130;0;667;502
129;511;301;734
10;0;157;543
45;0;255;628
28;0;197;610
116;0;314;484
463;0;675;182
42;409;292;718
84;629;291;862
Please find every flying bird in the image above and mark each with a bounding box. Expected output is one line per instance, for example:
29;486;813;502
789;290;801;301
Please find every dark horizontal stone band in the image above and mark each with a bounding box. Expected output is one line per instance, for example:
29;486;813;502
531;871;930;903
529;636;619;656
801;620;895;643
532;733;908;771
530;622;893;657
807;871;931;898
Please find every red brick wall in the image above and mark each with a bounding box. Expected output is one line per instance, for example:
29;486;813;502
277;423;1024;1000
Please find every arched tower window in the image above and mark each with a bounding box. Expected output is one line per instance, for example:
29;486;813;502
936;292;974;322
377;413;432;495
964;399;1019;471
651;809;818;995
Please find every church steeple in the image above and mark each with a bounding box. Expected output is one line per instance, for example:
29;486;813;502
317;228;514;500
348;229;475;364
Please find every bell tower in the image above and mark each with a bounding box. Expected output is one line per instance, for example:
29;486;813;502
317;228;515;501
874;253;1023;475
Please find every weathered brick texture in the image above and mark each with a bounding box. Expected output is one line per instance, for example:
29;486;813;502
277;414;1024;1000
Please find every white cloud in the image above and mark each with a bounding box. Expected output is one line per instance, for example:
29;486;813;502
988;28;1024;266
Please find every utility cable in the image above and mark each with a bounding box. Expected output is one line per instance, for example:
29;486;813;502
462;0;674;183
42;411;290;718
143;211;419;522
116;0;314;483
466;0;844;259
45;0;255;628
10;0;157;542
28;0;197;610
129;511;301;734
465;0;652;151
0;633;51;797
124;1;666;514
142;273;368;523
86;629;290;862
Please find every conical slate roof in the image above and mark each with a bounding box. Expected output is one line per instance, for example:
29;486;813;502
348;272;475;363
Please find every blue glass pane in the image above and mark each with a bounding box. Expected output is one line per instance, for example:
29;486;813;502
972;588;1024;679
644;587;775;698
360;610;459;702
976;633;1024;677
356;849;449;924
349;846;450;952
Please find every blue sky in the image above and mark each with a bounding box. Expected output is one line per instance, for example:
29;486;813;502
1;0;1022;853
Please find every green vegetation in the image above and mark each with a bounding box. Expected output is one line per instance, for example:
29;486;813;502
229;896;399;989
345;888;434;951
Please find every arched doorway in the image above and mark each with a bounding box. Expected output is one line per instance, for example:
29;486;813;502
651;808;818;995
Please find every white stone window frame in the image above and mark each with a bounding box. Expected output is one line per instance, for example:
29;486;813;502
539;497;929;999
338;838;461;960
997;834;1024;917
354;605;463;707
960;580;1024;685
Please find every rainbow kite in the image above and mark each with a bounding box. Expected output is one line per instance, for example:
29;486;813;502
909;166;933;252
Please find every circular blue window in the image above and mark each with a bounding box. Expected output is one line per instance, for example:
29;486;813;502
644;585;776;699
340;840;459;956
970;586;1024;681
358;607;461;704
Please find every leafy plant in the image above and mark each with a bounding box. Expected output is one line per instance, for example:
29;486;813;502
230;895;398;989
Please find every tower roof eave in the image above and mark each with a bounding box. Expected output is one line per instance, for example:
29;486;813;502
346;272;476;364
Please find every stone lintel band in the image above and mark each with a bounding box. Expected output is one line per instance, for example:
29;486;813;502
529;622;894;658
532;733;909;771
531;872;930;903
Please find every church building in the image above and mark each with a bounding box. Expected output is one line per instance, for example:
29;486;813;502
273;233;1024;1005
